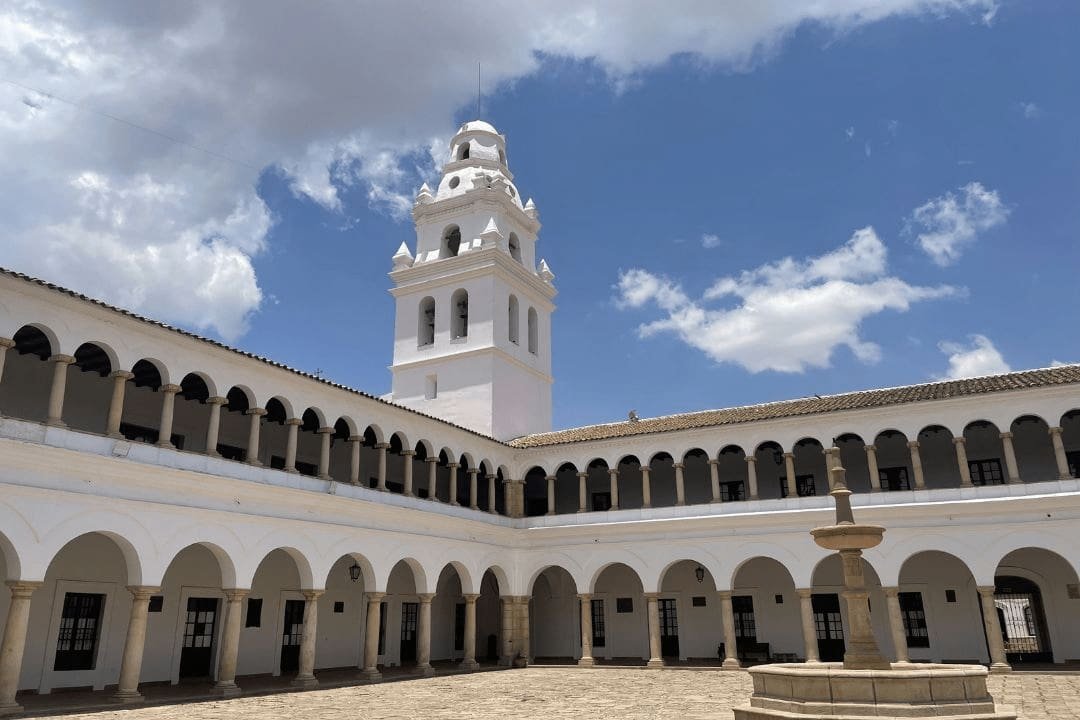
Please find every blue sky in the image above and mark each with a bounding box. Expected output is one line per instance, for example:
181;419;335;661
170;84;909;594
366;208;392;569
2;1;1077;431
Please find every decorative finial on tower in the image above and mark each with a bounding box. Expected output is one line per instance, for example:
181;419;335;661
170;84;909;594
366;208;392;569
415;182;433;205
391;241;414;270
538;258;555;284
524;197;538;220
479;217;504;250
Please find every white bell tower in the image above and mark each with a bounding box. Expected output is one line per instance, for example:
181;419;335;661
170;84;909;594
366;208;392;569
389;120;555;440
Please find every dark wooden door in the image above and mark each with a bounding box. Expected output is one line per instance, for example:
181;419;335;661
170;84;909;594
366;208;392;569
280;599;305;674
179;597;218;679
659;598;680;658
812;593;845;662
400;602;419;663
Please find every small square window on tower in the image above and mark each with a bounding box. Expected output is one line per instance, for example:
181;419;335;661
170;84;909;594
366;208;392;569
425;374;437;400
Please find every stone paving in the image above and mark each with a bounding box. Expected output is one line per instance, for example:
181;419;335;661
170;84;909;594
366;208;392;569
26;668;1080;720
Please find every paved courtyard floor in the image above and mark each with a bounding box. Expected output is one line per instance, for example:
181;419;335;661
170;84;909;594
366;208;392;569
23;668;1080;720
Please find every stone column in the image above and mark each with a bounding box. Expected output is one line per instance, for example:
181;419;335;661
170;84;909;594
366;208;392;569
348;436;362;484
953;437;972;486
838;549;889;669
316;427;333;480
884;587;909;663
45;354;75;426
908;440;926;489
361;592;385;681
745;456;759;500
718;591;740;669
416;593;434;676
645;593;663;668
1000;432;1021;484
512;479;525;518
865;445;881;491
486;474;496;513
673;463;686;506
112;585;161;702
499;596;515;665
106;371;134;438
577;472;588;513
213;588;249;696
448;463;460;505
283;418;301;472
608;468;620;510
546;475;556;515
292;590;322;688
1049;426;1071;480
204;396;225;457
514;597;530;664
977;586;1011;673
784;452;798;497
245;407;266;466
460;594;479;670
0;339;13;411
468;468;479;509
427;457;439;500
376;442;389;491
578;594;594;666
797;589;820;663
708;459;721;502
155;384;181;448
0;581;42;716
641;466;652;508
402;450;415;496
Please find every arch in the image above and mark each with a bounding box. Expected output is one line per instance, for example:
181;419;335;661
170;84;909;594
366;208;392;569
0;528;22;581
1011;414;1055;483
437;560;475;595
160;541;239;589
333;415;357;438
72;341;117;376
247;546;316;590
731;555;798;590
508;294;520;344
391;429;411;452
414;438;435;458
179;372;214;402
457;142;470;161
525;562;579;597
323;552;376;590
442;225;462;258
225;385;254;412
897;549;976;587
451;288;469;339
385;557;430;595
12;323;59;358
130;357;167;389
557;461;579;475
963;419;1008;486
362;423;385;446
300;406;326;430
42;530;145;586
508;233;522;263
479;564;510;596
811;553;883;589
587;557;648;594
731;545;810;589
418;296;435;347
655;557;721;594
527;306;538;354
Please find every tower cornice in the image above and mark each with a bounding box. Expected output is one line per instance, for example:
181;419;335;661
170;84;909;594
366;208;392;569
389;247;557;305
412;187;540;234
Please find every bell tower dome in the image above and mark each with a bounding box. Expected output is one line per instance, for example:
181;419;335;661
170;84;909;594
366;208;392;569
388;120;555;441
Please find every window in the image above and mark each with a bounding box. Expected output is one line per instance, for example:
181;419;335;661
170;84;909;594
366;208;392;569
945;589;957;603
616;598;633;614
779;475;817;498
899;592;930;647
720;481;744;502
527;307;538;354
148;596;164;613
54;593;105;671
591;492;611;511
377;601;388;655
879;466;911;491
245;598;263;628
451;289;469;339
442;225;462;258
590;599;606;647
333;601;344;614
508;233;522;262
691;596;707;607
498;149;506;165
733;596;756;640
454;603;466;651
418;297;435;347
425;374;438;400
1067;450;1080;479
508;295;519;344
458;142;470;160
775;594;784;604
969;458;1004;486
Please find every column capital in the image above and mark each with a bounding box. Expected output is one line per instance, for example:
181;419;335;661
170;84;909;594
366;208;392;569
366;591;386;602
673;462;684;470
744;455;756;464
716;590;733;600
907;440;920;449
375;442;390;450
643;592;661;601
49;353;75;364
401;449;416;457
707;458;719;466
882;586;900;598
545;474;555;481
347;434;363;442
462;593;480;603
485;473;496;481
245;407;267;417
284;417;303;426
640;465;651;475
467;467;479;476
0;337;14;349
317;426;334;434
126;585;162;600
952;436;966;445
783;452;794;459
976;585;997;596
577;593;592;601
447;462;460;470
577;471;588;480
5;580;43;598
864;444;877;453
1049;425;1063;436
426;456;439;463
796;588;813;599
999;431;1013;440
110;370;135;380
223;588;250;602
607;468;619;476
302;589;325;601
161;383;182;395
207;395;227;406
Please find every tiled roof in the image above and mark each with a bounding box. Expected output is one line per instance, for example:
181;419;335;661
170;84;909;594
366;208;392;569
510;365;1080;448
0;267;503;445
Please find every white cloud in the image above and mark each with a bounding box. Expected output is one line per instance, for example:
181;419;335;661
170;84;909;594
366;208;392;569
0;0;996;339
616;227;957;373
1050;359;1075;368
701;233;722;249
909;182;1008;267
938;334;1010;379
1019;101;1041;119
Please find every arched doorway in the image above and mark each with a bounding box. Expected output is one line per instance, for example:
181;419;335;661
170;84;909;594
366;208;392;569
993;576;1052;664
529;566;577;662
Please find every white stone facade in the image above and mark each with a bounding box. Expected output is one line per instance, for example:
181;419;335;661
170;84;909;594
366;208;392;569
0;121;1078;714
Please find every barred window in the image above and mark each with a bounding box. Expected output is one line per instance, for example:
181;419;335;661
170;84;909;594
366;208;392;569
899;592;930;647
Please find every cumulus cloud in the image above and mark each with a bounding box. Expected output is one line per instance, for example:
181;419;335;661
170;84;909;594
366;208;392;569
0;0;996;339
1019;101;1041;119
701;233;722;249
938;334;1010;379
908;182;1008;267
616;227;957;373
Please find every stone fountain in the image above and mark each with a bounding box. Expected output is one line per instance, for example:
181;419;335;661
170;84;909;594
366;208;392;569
733;461;1015;720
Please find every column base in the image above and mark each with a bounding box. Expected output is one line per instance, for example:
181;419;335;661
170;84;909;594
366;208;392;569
415;664;435;677
459;659;479;671
646;658;665;668
359;668;382;683
498;655;514;667
155;441;174;449
722;658;741;670
206;449;221;458
469;504;478;510
110;689;145;703
45;418;67;428
290;674;318;689
577;657;595;667
0;702;24;717
990;662;1013;674
211;681;242;697
246;459;263;467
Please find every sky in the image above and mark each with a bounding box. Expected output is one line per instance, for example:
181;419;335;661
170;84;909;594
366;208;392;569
1;1;1078;431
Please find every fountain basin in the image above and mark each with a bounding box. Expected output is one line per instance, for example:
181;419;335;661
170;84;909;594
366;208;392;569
810;524;885;551
733;663;1015;719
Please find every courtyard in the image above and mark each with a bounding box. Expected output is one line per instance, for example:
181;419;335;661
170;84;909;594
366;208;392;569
22;668;1080;720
